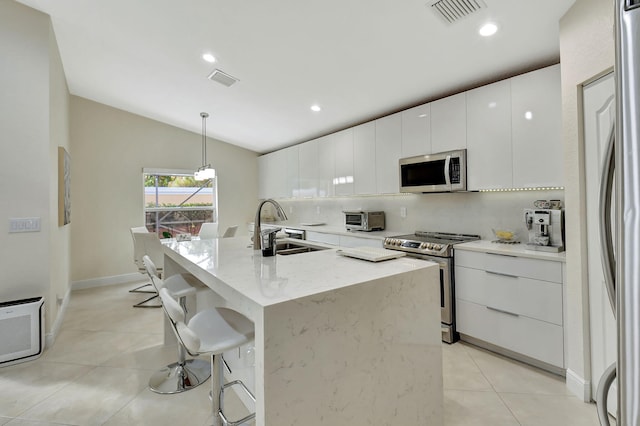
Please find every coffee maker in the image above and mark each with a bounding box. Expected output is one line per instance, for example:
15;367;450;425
524;209;565;252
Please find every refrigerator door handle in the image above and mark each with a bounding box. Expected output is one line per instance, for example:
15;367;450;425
596;362;617;426
596;123;616;426
598;124;617;315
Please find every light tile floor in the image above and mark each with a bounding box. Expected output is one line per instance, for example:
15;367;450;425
0;282;606;425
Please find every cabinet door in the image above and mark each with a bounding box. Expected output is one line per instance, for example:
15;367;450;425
466;80;513;190
283;145;299;198
511;64;563;188
269;150;287;198
258;155;269;199
298;140;319;198
353;122;377;195
334;128;354;196
401;104;431;158
431;92;466;153
375;112;402;194
317;135;335;197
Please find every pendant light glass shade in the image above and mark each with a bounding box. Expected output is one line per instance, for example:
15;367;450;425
194;112;215;181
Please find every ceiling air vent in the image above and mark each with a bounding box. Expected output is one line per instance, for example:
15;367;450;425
430;0;487;24
207;69;239;87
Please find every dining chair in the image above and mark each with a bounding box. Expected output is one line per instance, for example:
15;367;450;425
222;225;238;238
199;222;219;239
130;228;164;308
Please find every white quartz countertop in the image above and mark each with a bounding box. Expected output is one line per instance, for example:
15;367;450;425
257;222;402;240
163;237;437;307
454;240;566;262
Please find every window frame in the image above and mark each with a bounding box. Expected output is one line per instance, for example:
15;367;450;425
142;168;218;237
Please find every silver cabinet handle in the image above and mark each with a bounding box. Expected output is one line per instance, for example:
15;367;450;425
485;270;518;279
486;306;519;317
486;252;517;258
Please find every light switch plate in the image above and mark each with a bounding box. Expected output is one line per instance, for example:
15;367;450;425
9;217;41;233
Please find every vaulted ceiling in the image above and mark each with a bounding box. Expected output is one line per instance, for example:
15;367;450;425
17;0;575;153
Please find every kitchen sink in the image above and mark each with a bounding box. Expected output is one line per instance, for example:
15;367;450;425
276;241;327;256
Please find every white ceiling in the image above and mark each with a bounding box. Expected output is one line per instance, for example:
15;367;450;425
16;0;575;154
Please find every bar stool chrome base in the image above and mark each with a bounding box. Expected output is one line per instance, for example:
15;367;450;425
149;359;210;394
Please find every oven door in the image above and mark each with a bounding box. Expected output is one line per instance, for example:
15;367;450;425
344;212;364;230
409;253;455;343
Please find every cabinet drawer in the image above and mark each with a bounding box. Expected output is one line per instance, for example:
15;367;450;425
457;299;564;367
339;235;382;248
455;266;562;325
305;231;340;246
455;250;562;283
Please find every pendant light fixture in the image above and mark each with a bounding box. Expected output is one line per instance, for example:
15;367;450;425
194;112;216;181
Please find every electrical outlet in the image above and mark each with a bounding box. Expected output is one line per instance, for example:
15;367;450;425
316;206;321;215
400;207;407;218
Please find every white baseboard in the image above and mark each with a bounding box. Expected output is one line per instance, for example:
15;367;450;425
45;286;71;349
71;273;144;291
566;368;592;402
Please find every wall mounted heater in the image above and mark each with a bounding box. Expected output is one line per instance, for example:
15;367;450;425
0;297;44;367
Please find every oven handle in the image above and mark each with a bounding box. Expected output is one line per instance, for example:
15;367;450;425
444;155;451;186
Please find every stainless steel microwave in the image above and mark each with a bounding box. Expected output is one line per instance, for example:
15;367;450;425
343;211;385;232
399;149;467;193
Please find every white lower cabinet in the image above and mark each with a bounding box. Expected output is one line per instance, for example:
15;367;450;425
305;231;340;246
454;249;564;369
339;235;382;248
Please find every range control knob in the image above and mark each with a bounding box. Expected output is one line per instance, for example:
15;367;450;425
433;244;442;251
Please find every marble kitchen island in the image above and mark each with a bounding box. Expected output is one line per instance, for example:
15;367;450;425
163;237;443;426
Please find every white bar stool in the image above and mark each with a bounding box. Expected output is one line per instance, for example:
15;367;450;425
159;287;256;426
142;256;211;394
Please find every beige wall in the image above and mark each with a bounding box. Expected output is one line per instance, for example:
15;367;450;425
0;2;71;335
48;22;71;331
70;97;259;282
559;0;614;398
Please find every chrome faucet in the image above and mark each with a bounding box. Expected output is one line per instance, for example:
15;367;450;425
253;199;288;250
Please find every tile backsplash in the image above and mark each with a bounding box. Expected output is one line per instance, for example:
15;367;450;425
275;190;565;241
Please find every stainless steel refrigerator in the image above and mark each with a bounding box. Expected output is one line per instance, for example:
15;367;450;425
596;1;640;425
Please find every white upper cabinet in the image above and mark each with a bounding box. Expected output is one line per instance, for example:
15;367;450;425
511;64;563;188
283;145;299;198
375;113;402;194
317;135;335;197
268;150;287;198
298;139;319;198
353;121;377;195
259;66;562;198
466;79;513;190
431;92;467;153
401;104;431;158
334;128;354;196
258;154;270;199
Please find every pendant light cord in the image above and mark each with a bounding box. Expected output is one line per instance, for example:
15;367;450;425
201;112;209;167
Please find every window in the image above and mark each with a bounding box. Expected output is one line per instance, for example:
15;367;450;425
143;168;217;237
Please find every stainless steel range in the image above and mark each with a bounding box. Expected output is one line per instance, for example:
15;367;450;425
384;231;480;343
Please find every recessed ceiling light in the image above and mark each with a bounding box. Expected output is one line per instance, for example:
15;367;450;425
525;111;533;120
479;23;498;37
202;53;216;63
310;105;321;112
